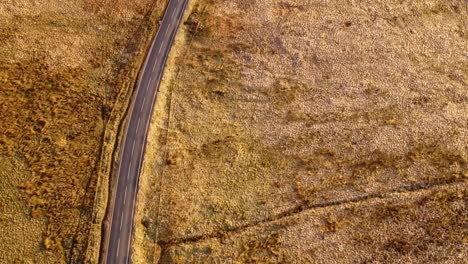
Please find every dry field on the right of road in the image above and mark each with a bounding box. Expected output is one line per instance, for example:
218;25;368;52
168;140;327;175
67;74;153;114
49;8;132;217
162;182;466;263
136;0;467;263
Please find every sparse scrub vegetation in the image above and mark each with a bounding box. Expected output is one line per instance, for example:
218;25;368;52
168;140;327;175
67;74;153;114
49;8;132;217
162;183;466;263
135;0;467;262
0;0;167;262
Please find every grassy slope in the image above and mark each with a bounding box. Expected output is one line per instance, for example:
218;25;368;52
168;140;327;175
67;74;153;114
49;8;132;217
0;0;164;262
137;0;467;262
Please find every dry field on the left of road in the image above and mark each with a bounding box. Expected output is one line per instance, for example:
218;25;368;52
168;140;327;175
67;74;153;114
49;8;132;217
0;0;166;262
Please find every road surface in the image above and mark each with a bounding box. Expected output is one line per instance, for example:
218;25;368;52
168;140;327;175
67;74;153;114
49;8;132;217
104;0;188;263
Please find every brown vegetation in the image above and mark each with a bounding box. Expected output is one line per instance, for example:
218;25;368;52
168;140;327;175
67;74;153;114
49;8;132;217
0;0;166;262
135;0;467;262
160;183;466;263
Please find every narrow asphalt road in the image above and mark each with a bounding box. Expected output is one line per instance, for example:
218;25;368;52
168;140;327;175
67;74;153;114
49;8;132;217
104;0;188;263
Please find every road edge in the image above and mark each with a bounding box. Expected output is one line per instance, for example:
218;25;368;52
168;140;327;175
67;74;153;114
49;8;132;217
84;1;170;263
130;1;197;262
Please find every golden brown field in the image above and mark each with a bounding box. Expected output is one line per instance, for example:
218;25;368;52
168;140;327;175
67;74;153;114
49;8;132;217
0;0;166;262
136;0;467;263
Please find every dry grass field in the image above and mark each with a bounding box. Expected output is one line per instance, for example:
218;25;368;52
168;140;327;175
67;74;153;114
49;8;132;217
0;156;59;263
0;0;166;262
136;0;467;263
161;183;466;263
